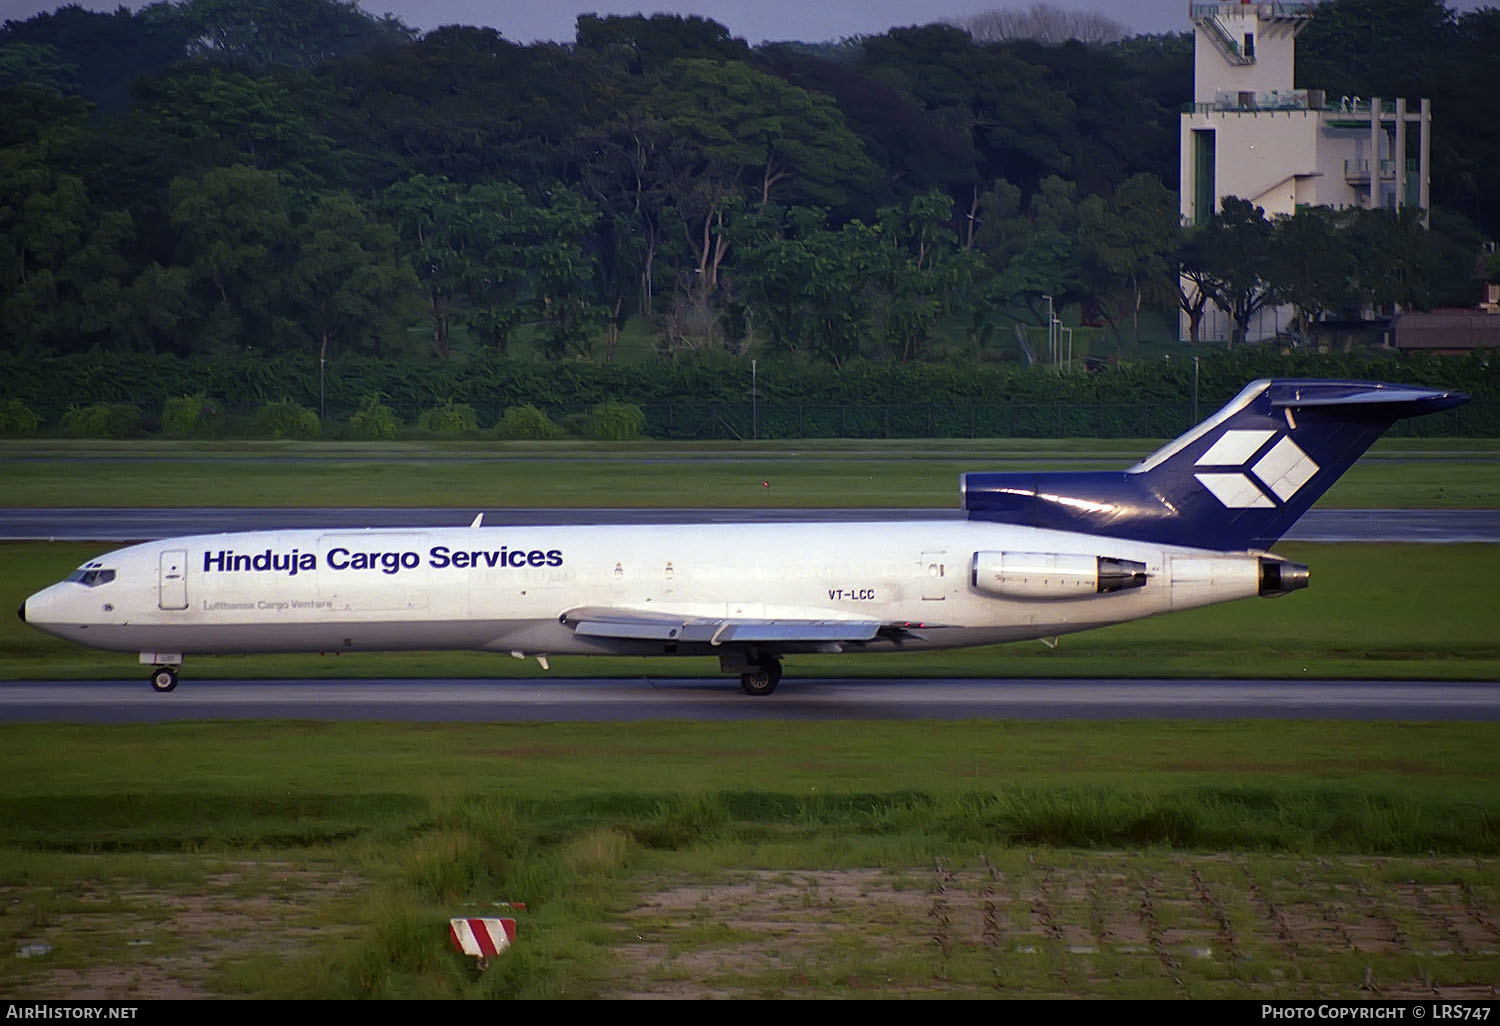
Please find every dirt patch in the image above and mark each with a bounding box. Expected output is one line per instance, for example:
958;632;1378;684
3;860;364;999
604;853;1500;999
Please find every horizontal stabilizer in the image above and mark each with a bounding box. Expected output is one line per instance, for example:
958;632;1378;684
563;607;881;645
965;379;1467;551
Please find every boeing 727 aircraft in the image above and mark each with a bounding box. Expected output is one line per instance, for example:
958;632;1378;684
19;378;1466;695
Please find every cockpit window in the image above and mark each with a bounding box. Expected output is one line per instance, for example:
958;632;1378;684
66;568;115;587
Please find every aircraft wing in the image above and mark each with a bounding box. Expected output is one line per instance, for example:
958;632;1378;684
560;607;884;645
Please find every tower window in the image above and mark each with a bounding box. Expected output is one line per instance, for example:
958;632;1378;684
1193;130;1216;227
1243;34;1255;58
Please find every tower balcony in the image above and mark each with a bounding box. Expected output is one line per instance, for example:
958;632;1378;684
1191;2;1315;65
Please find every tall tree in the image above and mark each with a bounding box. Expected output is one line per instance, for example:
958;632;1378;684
168;163;293;352
1267;205;1358;341
380;174;466;356
287;191;421;368
459;181;603;360
1077;173;1179;347
0;3;193;108
179;0;414;70
869;190;981;361
1199;197;1276;347
858;24;1075;193
576;13;750;70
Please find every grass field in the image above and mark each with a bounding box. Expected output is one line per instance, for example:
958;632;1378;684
0;720;1497;998
2;437;1497;508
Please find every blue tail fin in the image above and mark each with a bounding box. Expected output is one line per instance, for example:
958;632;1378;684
962;379;1467;551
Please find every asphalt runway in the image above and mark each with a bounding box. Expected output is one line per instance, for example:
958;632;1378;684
2;677;1497;723
2;507;1497;542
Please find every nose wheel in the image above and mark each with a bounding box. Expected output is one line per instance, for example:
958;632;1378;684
739;659;782;696
149;666;179;693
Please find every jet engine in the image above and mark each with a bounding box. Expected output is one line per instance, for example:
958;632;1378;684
970;552;1148;600
1258;557;1310;596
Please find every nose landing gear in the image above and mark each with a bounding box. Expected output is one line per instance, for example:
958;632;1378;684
149;666;179;693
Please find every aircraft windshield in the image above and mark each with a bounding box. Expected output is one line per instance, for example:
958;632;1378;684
66;569;115;587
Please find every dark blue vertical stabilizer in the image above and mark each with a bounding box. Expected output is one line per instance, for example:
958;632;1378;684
962;379;1468;551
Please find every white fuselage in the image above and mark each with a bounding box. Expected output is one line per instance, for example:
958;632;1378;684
23;520;1269;661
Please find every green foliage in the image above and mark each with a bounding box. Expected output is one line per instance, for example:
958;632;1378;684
61;402;141;438
347;394;399;440
1;349;1496;439
5;0;1497;366
0;399;41;435
252;401;320;439
493;404;562;440
418;401;479;437
160;394;224;438
582;400;645;440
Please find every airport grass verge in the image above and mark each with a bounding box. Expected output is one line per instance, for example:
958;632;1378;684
0;720;1497;997
1;437;1497;508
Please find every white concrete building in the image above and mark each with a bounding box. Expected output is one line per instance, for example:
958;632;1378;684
1179;1;1431;341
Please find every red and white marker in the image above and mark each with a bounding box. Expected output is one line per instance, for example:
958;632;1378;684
449;917;516;962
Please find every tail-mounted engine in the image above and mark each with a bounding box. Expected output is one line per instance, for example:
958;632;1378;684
971;552;1148;600
1258;557;1310;596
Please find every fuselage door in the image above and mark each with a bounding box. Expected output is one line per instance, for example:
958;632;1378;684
159;549;188;610
920;550;947;601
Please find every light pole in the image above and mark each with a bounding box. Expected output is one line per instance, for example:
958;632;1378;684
1042;294;1055;365
751;359;758;440
1193;356;1200;423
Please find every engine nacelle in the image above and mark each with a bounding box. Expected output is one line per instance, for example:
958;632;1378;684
970;551;1148;600
1258;557;1310;596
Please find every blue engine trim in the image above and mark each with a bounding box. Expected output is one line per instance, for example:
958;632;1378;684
963;379;1468;551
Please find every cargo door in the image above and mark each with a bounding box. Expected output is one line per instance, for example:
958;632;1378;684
158;549;188;610
920;550;947;601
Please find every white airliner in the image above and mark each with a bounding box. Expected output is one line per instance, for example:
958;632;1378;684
20;378;1465;695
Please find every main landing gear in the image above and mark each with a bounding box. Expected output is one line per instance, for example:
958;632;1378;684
739;658;782;697
149;666;179;693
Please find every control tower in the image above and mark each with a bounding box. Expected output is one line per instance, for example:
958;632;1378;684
1179;2;1431;340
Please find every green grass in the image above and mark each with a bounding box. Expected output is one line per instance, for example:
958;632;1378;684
2;435;1496;998
0;721;1496;997
2;438;1497;508
5;541;1497;681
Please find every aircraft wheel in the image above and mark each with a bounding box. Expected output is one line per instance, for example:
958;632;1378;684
739;659;781;697
150;666;179;693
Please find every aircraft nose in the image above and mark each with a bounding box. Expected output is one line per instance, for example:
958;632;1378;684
16;600;24;623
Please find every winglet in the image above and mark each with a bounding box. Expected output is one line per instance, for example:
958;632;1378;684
470;513;484;528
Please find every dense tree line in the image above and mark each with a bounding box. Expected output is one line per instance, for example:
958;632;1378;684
0;0;1495;372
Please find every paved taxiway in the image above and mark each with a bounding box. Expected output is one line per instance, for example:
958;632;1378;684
3;678;1497;723
2;507;1496;542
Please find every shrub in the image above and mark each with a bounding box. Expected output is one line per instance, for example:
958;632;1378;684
348;394;400;441
62;403;142;438
583;400;646;441
493;404;562;440
252;401;320;439
160;394;224;438
419;401;479;438
0;399;40;436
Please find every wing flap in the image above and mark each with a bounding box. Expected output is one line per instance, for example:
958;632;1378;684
565;608;881;645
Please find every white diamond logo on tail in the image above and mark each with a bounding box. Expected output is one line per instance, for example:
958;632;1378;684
1194;473;1275;509
1196;429;1275;467
1252;436;1319;502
